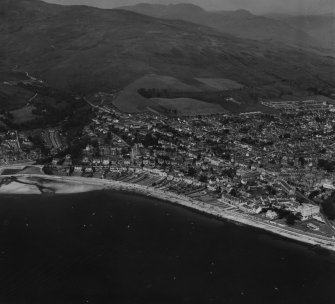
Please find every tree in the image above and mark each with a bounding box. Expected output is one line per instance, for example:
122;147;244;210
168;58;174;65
230;188;237;197
199;175;208;183
188;166;196;177
266;185;276;195
286;213;299;226
299;157;306;166
91;139;99;148
143;133;157;147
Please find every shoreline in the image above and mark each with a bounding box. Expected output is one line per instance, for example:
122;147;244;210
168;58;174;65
1;174;335;252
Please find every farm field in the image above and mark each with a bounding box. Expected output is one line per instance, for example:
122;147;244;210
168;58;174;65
10;106;39;124
195;78;244;91
151;97;226;116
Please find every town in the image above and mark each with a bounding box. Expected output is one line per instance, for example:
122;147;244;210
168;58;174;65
2;94;335;245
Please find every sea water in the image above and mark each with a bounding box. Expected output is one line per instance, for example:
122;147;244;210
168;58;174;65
0;190;334;303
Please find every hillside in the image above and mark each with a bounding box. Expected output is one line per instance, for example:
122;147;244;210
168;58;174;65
0;0;335;114
269;14;335;51
118;3;320;49
0;85;34;112
111;74;228;114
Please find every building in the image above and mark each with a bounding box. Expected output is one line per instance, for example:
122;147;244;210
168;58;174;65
266;210;279;220
297;204;320;221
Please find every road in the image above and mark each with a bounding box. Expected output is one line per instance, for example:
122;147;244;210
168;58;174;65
296;190;335;233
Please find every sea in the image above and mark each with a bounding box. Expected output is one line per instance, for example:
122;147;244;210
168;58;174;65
0;190;335;304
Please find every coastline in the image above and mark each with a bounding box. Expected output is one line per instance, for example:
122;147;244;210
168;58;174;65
1;173;335;252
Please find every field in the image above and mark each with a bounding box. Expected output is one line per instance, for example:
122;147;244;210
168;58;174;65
112;74;201;113
112;90;151;113
0;120;7;130
0;84;35;111
18;166;44;175
0;68;29;82
112;74;227;115
195;78;244;91
1;169;22;176
10;106;39;124
1;166;44;176
127;74;201;92
112;74;280;114
151;97;226;116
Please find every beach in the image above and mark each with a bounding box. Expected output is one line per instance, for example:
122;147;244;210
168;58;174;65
1;174;335;252
0;175;105;195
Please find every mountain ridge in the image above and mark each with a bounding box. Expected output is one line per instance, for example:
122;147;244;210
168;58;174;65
268;13;335;51
117;2;321;49
41;0;335;16
0;0;334;114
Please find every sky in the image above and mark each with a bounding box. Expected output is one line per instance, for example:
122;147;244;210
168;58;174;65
43;0;335;15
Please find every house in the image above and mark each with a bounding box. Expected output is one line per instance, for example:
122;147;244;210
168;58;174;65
73;166;83;173
266;210;278;220
102;158;110;166
52;158;61;166
297;204;320;221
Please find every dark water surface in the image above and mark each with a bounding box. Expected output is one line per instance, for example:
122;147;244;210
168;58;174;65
0;190;335;304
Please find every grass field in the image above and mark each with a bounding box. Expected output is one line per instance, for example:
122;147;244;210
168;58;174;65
112;74;202;113
0;120;8;130
151;97;226;116
0;84;35;111
1;169;22;176
127;74;201;92
19;166;44;175
10;106;39;124
0;69;29;82
195;78;244;91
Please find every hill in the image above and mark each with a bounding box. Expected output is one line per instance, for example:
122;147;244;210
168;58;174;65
117;3;320;50
268;13;335;52
0;0;335;114
0;84;34;112
111;74;227;115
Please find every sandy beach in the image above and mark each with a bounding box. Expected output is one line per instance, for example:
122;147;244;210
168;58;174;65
1;174;335;252
0;181;41;195
0;175;105;195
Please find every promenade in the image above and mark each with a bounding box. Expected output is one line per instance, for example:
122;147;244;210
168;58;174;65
1;173;335;252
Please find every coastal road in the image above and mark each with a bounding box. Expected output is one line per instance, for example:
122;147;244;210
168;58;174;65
320;205;335;232
296;190;335;233
2;172;335;251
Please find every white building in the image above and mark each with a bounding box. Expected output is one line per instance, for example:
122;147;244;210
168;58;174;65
297;204;320;221
266;210;278;220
